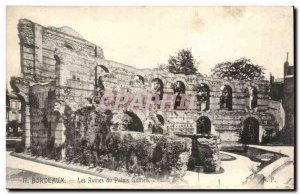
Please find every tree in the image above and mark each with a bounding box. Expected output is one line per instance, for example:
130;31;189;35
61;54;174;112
211;58;265;80
167;49;198;75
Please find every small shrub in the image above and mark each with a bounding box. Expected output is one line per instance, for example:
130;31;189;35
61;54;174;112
14;141;25;153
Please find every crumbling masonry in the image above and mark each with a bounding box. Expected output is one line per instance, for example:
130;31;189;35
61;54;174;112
10;19;282;177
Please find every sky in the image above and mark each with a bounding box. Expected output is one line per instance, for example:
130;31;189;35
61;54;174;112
6;6;294;86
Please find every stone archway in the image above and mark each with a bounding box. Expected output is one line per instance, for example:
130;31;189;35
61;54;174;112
196;83;210;111
173;81;186;110
10;78;31;148
110;111;144;132
241;117;260;144
196;116;211;134
133;75;145;85
220;85;233;111
244;86;258;110
94;65;109;89
151;78;164;100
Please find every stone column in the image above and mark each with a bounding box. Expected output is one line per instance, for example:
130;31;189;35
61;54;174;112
259;125;264;143
52;100;67;159
193;122;197;134
54;117;66;159
24;104;31;148
54;117;66;145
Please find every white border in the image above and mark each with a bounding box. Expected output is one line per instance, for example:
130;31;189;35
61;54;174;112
0;1;298;194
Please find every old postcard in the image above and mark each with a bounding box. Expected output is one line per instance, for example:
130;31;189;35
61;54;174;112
6;6;295;190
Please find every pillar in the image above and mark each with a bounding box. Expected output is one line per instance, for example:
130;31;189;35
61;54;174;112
24;104;31;148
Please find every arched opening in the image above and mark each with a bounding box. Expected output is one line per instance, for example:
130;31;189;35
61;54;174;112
173;81;186;110
220;85;232;111
125;111;144;132
133;75;145;85
64;43;74;50
109;111;144;132
94;65;109;89
196;83;210;111
196;116;211;134
156;114;165;125
151;78;164;100
241;117;260;144
54;55;60;65
144;114;164;134
245;86;258;110
94;65;109;104
54;54;61;84
152;145;163;163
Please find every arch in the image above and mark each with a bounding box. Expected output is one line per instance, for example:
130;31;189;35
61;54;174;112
220;84;233;111
244;86;258;109
240;114;262;125
133;75;145;85
173;81;186;110
54;54;61;84
54;54;61;65
152;145;163;163
64;42;74;50
97;65;109;73
125;111;144;132
94;65;109;89
173;81;186;94
152;114;164;134
156;114;165;125
241;117;260;144
110;111;144;132
196;83;210;111
151;78;164;100
196;116;211;134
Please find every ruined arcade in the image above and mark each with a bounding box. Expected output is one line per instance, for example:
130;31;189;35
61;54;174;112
10;19;282;177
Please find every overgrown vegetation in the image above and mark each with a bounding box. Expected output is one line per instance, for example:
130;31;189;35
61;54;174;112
63;107;193;180
22;105;220;179
29;137;62;161
187;138;219;173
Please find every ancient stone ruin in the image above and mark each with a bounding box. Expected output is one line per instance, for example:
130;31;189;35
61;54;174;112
10;19;282;179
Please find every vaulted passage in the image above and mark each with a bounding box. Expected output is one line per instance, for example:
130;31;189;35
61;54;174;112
196;116;211;134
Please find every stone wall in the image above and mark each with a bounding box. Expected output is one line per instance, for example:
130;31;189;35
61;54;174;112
268;100;284;130
18;19;104;83
13;19;281;148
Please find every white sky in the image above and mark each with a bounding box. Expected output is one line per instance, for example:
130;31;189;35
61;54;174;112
6;6;294;85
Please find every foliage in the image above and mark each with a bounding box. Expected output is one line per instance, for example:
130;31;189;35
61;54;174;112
29;137;62;161
166;49;198;75
211;58;265;80
63;106;192;180
187;138;219;173
14;140;25;153
261;129;294;145
28;105;219;179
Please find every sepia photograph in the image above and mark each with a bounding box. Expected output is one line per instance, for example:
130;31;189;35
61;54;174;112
5;6;295;190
